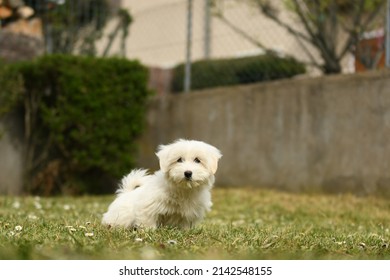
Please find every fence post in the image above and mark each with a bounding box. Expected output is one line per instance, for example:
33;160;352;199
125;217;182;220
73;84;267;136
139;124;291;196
184;0;193;93
387;0;390;68
204;0;211;59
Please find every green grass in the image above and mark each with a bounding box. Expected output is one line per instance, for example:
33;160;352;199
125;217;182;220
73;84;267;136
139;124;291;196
1;188;390;259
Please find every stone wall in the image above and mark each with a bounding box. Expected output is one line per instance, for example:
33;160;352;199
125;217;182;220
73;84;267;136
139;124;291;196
0;110;24;195
137;70;390;196
0;31;43;194
0;30;43;62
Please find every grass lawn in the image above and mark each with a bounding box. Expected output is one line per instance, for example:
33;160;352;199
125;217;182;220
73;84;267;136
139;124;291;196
0;187;390;260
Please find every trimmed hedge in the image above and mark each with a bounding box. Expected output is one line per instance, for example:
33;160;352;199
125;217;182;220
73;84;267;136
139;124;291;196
171;54;306;92
10;55;152;195
0;62;23;119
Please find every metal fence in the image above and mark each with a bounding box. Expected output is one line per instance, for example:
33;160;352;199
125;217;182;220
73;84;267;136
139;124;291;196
122;0;389;93
1;0;389;93
1;0;119;55
24;0;115;55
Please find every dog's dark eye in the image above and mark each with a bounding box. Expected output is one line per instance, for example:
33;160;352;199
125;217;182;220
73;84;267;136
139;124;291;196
177;157;183;163
194;157;201;163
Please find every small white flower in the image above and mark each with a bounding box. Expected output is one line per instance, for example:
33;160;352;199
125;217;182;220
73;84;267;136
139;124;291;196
8;231;15;236
65;226;76;232
12;201;21;209
359;242;366;249
232;219;245;226
34;202;42;210
92;202;100;208
140;247;157;260
254;218;263;225
134;238;143;242
167;240;177;245
15;225;23;232
85;232;94;237
63;204;71;211
28;214;38;220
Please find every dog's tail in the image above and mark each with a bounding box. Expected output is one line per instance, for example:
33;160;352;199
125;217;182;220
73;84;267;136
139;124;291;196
116;169;150;194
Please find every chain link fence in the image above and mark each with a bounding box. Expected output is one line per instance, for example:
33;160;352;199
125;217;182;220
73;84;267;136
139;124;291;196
122;0;389;94
1;0;389;93
1;0;122;56
125;1;304;66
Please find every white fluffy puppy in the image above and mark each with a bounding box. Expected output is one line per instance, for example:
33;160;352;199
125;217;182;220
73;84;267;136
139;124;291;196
102;139;222;229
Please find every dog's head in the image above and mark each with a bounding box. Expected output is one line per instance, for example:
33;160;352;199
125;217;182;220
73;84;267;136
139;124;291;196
156;139;222;188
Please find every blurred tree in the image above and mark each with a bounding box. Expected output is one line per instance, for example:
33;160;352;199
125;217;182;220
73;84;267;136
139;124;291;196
26;0;131;56
102;8;133;57
214;0;386;74
26;0;110;54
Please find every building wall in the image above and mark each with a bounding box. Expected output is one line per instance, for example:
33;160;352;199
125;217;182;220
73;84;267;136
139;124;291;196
137;70;390;196
100;0;333;73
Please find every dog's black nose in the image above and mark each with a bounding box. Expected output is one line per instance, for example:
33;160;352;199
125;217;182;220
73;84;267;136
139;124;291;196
184;171;192;179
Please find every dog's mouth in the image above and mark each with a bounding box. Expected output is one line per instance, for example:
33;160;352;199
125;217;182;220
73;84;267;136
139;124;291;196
182;177;206;189
167;170;209;189
173;176;197;188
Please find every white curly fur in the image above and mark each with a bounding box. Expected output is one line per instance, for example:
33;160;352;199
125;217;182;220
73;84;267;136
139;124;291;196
102;139;222;229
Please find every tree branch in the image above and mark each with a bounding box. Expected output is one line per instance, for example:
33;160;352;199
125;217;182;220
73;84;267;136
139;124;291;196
360;0;386;31
338;0;367;59
292;0;341;68
255;1;313;44
214;12;269;50
216;2;325;70
291;0;317;40
293;34;323;70
327;0;339;53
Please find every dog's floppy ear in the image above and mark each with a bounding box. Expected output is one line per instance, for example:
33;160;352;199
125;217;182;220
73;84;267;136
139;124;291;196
207;145;222;174
155;144;171;172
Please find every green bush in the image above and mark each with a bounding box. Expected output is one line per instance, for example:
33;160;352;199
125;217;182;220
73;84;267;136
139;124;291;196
13;55;152;195
0;62;23;118
171;54;306;92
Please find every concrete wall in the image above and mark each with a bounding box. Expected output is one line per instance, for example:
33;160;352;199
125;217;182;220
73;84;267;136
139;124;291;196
0;31;43;62
137;70;390;196
2;70;390;195
0;110;24;195
0;31;43;194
